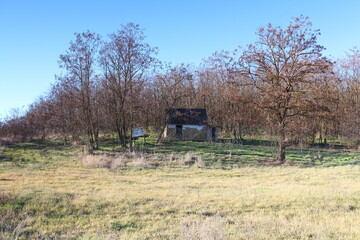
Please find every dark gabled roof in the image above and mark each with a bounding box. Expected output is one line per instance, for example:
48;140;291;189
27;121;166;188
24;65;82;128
167;108;208;125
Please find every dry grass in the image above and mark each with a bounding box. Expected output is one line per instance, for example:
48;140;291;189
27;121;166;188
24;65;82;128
79;154;113;168
180;216;227;240
181;152;196;165
2;164;360;239
1;143;360;239
79;151;207;170
78;152;148;169
0;194;28;240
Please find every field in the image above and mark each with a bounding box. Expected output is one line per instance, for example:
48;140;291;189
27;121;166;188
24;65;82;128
1;138;360;239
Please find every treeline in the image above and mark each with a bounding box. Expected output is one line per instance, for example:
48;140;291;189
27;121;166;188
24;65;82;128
0;17;359;162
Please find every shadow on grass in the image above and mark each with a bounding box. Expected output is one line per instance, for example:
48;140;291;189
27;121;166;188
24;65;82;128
310;143;347;150
2;137;359;169
241;139;273;146
0;154;6;162
0;139;77;167
4;139;74;152
151;140;360;168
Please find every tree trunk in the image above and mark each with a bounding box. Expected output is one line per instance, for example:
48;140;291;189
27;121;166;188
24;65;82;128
94;129;99;149
277;125;286;163
115;123;125;148
72;134;80;144
41;127;46;140
157;114;170;144
156;124;167;144
122;124;127;148
278;140;286;163
87;129;96;153
310;132;315;145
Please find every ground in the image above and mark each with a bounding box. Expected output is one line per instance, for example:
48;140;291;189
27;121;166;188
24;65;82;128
0;138;360;239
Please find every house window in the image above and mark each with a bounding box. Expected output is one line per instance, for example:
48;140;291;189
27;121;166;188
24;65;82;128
176;125;183;137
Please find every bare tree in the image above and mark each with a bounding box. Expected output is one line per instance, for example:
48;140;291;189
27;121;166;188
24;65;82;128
58;31;101;152
198;50;262;141
336;47;360;148
147;64;194;143
100;23;157;148
238;16;331;163
2;20;356;156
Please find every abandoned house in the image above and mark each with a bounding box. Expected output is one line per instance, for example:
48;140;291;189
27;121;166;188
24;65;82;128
163;108;218;142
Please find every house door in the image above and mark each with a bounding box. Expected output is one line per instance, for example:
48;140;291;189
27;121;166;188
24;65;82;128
176;125;183;137
212;127;217;142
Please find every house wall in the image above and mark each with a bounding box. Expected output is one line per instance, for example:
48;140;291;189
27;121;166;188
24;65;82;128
206;128;211;141
206;127;218;142
165;124;207;141
212;127;219;142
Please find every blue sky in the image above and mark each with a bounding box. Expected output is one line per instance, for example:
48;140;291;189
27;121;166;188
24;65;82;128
1;0;360;118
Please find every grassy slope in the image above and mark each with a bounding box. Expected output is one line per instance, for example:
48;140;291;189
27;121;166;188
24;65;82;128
1;140;360;239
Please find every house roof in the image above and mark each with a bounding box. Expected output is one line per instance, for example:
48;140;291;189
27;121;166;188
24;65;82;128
167;108;208;125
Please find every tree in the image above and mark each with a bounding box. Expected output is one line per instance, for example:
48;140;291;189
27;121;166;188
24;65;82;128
238;16;331;163
336;47;360;148
58;31;101;152
148;64;194;143
100;23;157;147
50;82;84;144
198;50;262;140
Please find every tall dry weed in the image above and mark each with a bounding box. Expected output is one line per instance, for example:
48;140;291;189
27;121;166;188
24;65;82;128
193;156;204;168
127;156;148;167
79;154;112;168
109;157;128;169
168;153;176;165
80;151;205;169
181;152;195;165
79;152;149;169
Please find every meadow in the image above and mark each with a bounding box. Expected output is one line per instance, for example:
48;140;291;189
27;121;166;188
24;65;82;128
1;138;360;239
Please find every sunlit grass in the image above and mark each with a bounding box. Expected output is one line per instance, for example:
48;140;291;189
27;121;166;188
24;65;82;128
1;139;360;239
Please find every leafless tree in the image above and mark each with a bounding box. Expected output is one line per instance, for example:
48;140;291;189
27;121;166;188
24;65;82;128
238;16;331;162
57;31;101;152
146;64;194;143
336;47;360;148
100;23;157;147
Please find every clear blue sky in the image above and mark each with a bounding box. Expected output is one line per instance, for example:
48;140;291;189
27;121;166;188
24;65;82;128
1;0;360;118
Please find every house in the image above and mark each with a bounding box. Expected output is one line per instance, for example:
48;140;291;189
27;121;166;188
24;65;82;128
163;108;218;142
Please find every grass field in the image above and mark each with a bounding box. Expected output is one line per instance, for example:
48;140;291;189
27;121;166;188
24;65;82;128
1;138;360;239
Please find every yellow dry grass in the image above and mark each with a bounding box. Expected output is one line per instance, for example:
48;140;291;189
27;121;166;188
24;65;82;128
1;155;360;239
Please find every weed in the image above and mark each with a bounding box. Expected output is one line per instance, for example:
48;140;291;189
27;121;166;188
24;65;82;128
181;152;196;166
193;156;204;168
79;154;112;168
